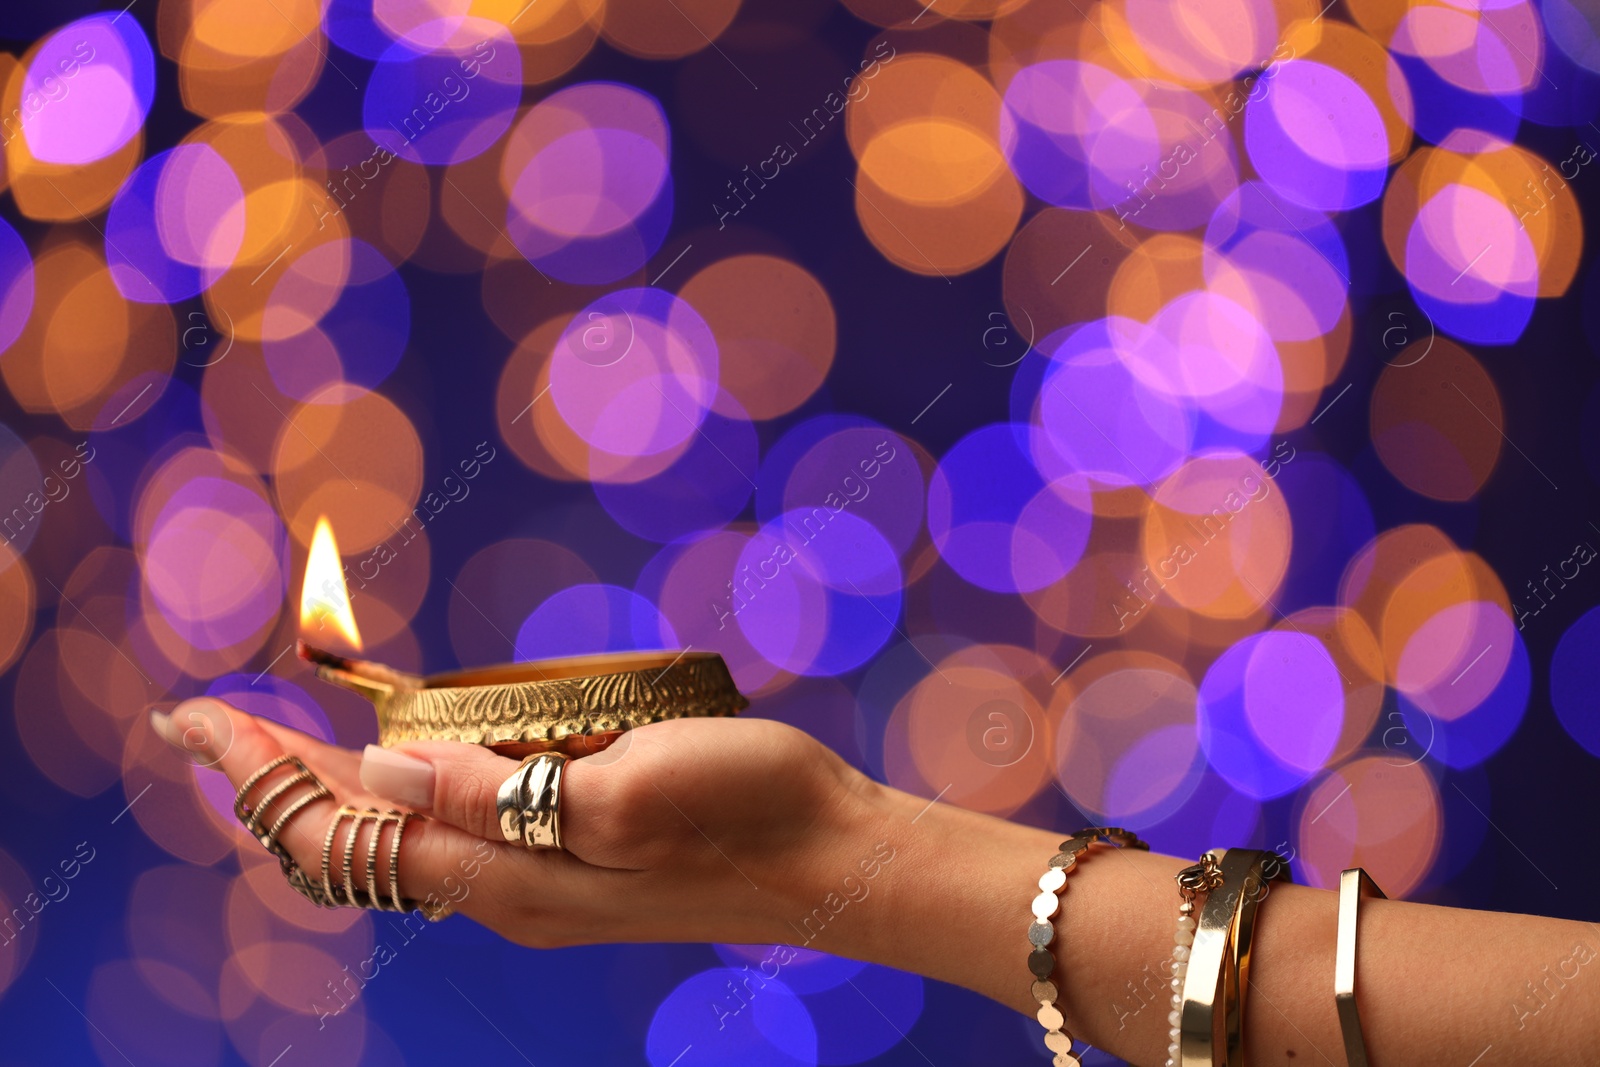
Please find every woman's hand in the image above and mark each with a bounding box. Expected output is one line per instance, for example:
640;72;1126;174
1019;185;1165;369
154;698;1600;1067
150;696;1158;1058
151;698;883;951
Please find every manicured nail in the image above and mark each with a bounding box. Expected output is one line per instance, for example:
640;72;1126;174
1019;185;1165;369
361;744;435;809
165;697;234;764
149;709;180;748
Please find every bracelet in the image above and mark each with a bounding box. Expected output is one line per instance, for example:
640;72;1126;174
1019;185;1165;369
1224;850;1289;1067
1166;851;1222;1067
1028;827;1150;1065
1335;867;1385;1067
1175;848;1291;1067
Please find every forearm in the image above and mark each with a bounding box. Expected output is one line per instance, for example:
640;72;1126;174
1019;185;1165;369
794;781;1600;1067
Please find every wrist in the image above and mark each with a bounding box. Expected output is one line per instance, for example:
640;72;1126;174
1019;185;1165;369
760;765;907;953
777;778;1063;992
859;790;1062;999
785;782;1190;1066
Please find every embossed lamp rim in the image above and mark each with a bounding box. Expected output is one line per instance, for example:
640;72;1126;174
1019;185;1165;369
299;643;749;757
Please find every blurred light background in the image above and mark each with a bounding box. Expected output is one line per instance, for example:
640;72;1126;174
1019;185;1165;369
0;0;1598;1063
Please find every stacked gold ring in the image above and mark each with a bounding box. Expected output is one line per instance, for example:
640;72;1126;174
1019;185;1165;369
233;754;328;844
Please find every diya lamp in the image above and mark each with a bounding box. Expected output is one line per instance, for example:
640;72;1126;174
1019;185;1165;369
295;517;748;757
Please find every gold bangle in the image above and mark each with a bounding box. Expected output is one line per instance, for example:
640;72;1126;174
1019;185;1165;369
1028;827;1150;1065
1223;849;1289;1067
1335;867;1385;1067
1177;848;1291;1067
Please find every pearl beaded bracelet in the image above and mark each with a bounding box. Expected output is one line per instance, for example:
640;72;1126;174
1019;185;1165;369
1167;851;1223;1067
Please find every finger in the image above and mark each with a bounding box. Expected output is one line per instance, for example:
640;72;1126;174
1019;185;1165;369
146;700;544;921
390;816;529;922
152;697;343;865
310;803;491;917
253;717;366;798
158;698;364;793
153;701;629;936
364;740;519;844
372;743;625;872
151;695;243;770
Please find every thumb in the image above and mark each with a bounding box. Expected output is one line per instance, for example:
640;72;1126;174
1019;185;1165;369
360;741;522;844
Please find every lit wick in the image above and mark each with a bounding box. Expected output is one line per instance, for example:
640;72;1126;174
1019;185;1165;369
296;515;423;692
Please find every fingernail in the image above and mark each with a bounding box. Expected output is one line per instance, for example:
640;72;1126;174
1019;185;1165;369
361;744;435;809
149;709;180;748
167;697;231;763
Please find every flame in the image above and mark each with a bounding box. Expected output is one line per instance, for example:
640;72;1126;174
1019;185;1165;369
299;516;362;650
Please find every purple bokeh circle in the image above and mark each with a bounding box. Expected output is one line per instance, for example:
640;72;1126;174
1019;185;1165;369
22;14;155;165
364;19;521;166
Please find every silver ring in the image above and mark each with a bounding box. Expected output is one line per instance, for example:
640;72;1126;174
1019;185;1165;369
495;753;569;849
496;760;538;843
521;753;568;849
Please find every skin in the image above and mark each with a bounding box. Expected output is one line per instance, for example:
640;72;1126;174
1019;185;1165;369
156;699;1600;1067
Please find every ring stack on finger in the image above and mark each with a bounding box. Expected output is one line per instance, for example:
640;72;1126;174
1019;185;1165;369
233;755;338;907
496;752;569;850
233;755;442;917
320;806;435;914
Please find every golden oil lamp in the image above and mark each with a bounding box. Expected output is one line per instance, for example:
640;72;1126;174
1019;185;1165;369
296;517;747;757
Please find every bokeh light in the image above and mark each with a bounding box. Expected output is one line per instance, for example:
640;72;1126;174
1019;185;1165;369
647;968;817;1067
1295;754;1442;896
1054;651;1204;825
0;3;1593;1063
515;582;676;658
678;255;836;420
1199;630;1344;799
22;14;155;166
502;81;673;283
1552;605;1600;758
364;19;522;166
929;423;1092;593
